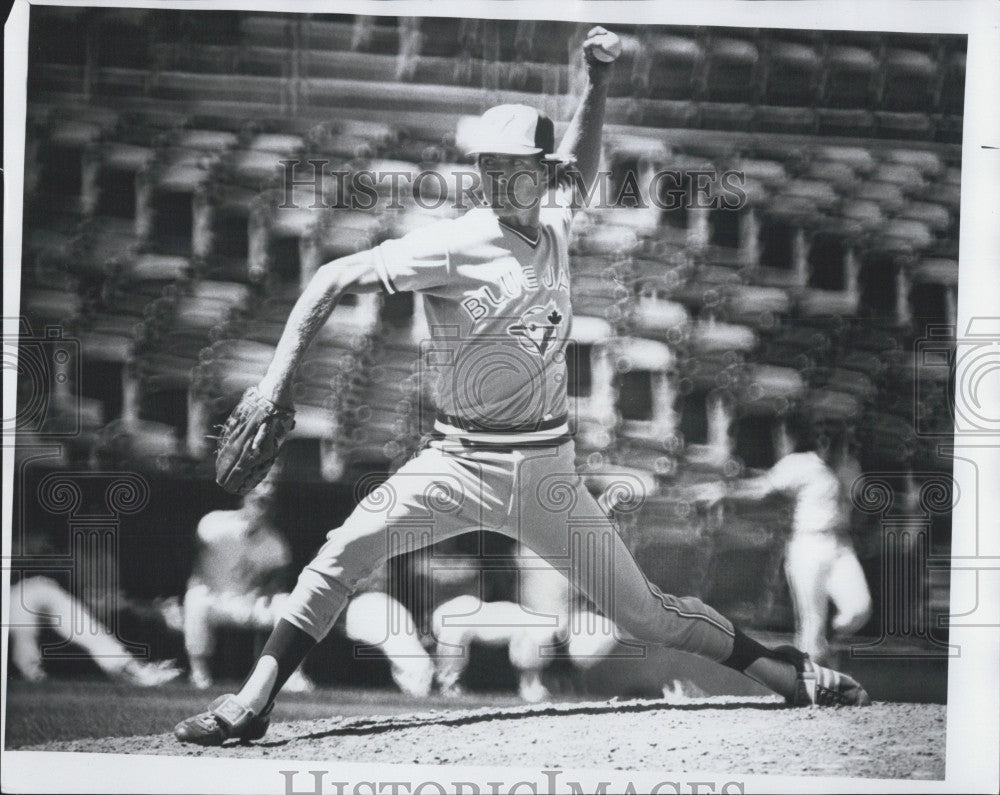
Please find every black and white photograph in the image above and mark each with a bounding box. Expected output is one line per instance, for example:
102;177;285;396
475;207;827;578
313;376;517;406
3;1;998;793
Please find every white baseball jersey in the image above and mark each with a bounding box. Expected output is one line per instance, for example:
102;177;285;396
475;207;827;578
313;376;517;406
190;510;291;594
372;191;574;440
765;451;851;536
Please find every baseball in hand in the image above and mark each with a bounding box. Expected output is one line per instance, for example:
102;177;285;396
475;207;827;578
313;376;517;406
585;26;621;63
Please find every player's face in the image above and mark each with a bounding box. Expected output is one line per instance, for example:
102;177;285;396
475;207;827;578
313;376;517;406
477;153;547;214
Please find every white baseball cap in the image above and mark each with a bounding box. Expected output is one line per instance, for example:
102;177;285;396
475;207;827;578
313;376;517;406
463;104;555;157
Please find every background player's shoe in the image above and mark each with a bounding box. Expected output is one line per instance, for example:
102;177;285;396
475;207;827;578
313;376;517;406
116;659;183;687
772;646;871;706
281;668;316;694
174;694;273;746
189;668;213;690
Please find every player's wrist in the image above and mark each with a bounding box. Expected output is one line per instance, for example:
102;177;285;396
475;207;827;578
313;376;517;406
256;377;294;408
585;63;613;85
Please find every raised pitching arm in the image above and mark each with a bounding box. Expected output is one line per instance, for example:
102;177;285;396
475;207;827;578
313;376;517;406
556;26;619;194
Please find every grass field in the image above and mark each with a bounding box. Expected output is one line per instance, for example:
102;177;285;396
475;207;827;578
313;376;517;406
3;677;525;748
4;676;946;780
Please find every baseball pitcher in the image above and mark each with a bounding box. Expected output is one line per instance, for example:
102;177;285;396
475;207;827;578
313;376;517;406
176;27;870;746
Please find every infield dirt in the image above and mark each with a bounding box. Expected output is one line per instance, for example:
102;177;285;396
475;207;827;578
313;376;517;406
21;697;945;779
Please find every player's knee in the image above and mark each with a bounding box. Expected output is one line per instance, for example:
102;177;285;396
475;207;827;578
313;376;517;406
834;596;872;636
279;568;354;642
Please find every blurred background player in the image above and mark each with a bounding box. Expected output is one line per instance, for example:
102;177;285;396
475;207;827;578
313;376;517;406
8;573;182;686
342;565;435;698
182;470;314;692
709;413;873;665
184;468;432;695
432;544;622;703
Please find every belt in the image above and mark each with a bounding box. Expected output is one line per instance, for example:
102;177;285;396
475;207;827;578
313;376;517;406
433;412;571;446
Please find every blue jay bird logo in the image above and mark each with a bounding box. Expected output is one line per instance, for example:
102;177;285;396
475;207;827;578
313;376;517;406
507;304;564;357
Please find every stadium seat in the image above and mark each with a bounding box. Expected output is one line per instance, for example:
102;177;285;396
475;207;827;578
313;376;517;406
611;336;679;452
885;148;944;179
899;201;951;235
802;159;857;192
855;181;906;214
939;50;966;115
129;277;254;439
839;199;885;234
754;105;816;135
90;417;185;470
190;182;257;276
872;162;926;195
755;325;828;372
726;285;791;331
933;166;962;212
816;108;875;138
82;141;156;220
822;44;879;108
806;366;876;405
35;117;113;215
909;258;958;328
799;387;862;423
752;214;806;287
305;119;395;160
136;133;239;255
737;363;806;416
876;219;934;256
152;41;289;78
247;184;338;293
632;289;689;343
636;98;699;129
698;103;754;133
798;289;861;319
22;288;85;334
701;34;759;103
294;14;360;51
22;216;80;287
689;319;757;358
875;111;935;141
762;38;821;106
815;145;876;175
879;47;939;113
641;32;704;100
857;252;908;325
736;159;785;190
565;315;618;455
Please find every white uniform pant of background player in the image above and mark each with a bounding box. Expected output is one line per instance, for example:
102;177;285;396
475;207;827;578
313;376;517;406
280;439;737;666
431;594;620;702
184;584;433;695
343;591;434;697
784;532;872;664
9;576;151;682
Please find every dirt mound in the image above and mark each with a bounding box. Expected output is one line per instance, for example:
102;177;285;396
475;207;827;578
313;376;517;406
26;697;945;779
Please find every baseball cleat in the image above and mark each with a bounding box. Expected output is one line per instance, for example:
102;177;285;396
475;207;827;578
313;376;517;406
773;646;871;706
174;694;273;746
117;659;183;687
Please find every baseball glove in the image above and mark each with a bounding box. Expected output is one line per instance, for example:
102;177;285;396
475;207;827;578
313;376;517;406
215;386;296;495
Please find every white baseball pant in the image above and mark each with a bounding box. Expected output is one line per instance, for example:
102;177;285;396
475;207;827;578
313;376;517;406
279;438;736;664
